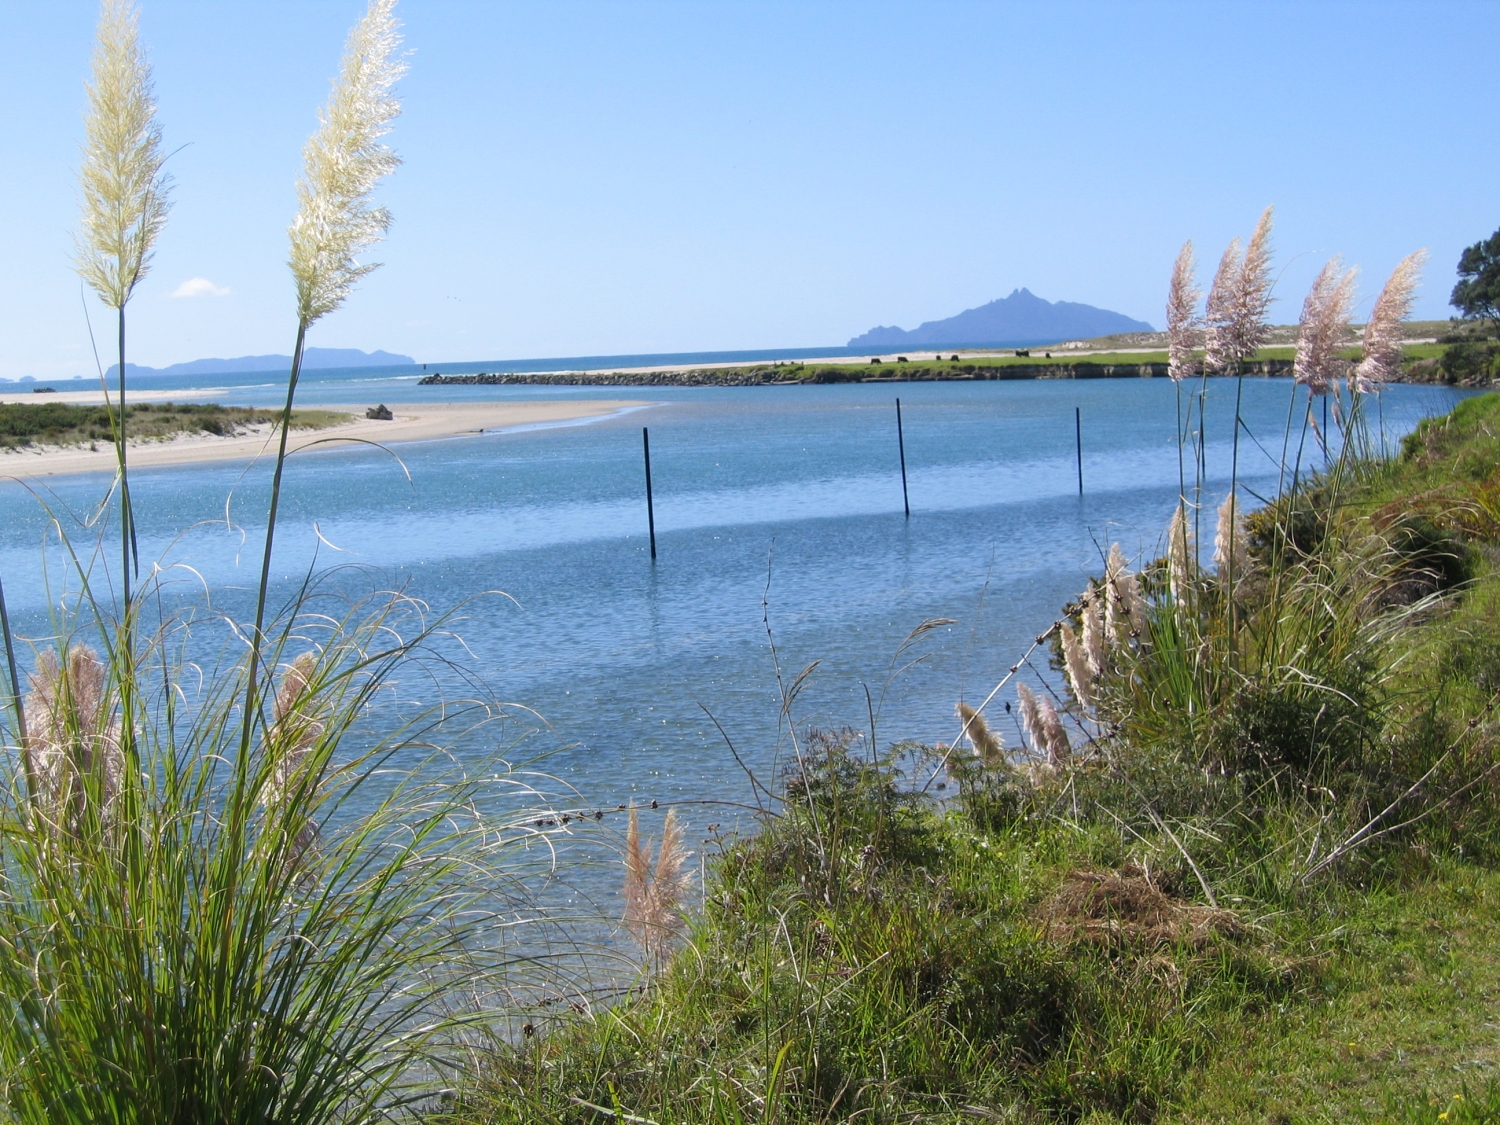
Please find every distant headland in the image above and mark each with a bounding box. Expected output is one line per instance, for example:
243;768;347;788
105;347;415;380
849;288;1154;348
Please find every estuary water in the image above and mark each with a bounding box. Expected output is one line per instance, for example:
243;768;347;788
0;374;1472;828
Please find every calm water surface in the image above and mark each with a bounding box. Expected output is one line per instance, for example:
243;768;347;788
0;376;1471;828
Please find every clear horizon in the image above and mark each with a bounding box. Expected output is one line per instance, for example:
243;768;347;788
0;0;1493;379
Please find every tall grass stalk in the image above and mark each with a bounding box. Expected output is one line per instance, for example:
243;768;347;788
74;0;171;613
246;0;404;762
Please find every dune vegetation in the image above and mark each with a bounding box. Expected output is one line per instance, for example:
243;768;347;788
0;401;348;450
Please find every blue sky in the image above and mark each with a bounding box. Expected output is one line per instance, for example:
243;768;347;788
0;0;1493;377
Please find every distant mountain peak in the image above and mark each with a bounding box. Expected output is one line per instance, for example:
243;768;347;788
848;290;1153;349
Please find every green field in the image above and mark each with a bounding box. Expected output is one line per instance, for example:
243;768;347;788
0;401;349;451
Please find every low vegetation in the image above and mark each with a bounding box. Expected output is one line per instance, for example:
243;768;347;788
442;393;1500;1124
0;401;349;451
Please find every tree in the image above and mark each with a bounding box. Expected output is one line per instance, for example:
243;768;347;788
1451;227;1500;324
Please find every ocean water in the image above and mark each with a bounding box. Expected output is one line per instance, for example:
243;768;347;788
0;376;1472;831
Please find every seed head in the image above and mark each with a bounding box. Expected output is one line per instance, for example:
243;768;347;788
1036;695;1070;766
1205;208;1275;370
956;701;1003;768
24;645;122;824
74;0;172;310
1059;621;1095;712
1293;257;1358;397
1213;492;1249;581
288;0;405;326
623;806;691;963
1166;505;1196;602
1354;251;1426;393
1166;241;1202;382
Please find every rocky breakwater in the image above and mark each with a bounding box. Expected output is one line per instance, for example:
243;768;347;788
418;367;793;387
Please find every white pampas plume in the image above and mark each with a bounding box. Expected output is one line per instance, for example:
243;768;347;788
957;702;1004;768
1081;592;1106;678
74;0;172;310
24;645;122;826
1104;545;1125;637
1214;492;1249;581
1166;241;1202;382
1293;257;1358;397
1059;622;1095;711
1166;505;1196;602
623;806;691;963
288;0;405;326
1354;250;1427;393
1103;543;1147;642
1205;207;1275;371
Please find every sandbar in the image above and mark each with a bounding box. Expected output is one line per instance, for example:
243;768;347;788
0;399;648;480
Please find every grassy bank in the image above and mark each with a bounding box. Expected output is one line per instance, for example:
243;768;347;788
0;401;349;450
445;393;1500;1125
417;342;1458;388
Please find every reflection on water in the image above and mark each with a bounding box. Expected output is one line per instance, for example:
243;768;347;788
0;377;1472;823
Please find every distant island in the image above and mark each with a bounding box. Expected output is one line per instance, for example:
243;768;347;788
106;347;415;379
849;288;1154;348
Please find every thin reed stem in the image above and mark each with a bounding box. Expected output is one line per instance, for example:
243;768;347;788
0;570;28;782
1226;361;1246;662
243;321;309;760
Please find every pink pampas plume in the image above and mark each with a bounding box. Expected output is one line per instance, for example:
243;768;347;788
1293;256;1358;397
1206;207;1275;371
1166;241;1202;383
623;806;691;963
1354;250;1426;393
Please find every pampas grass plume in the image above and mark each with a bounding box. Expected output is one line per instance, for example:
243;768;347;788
1016;683;1042;754
1015;684;1069;765
288;0;405;326
1166;241;1202;382
1203;238;1242;373
74;0;171;310
24;645;122;823
1036;695;1070;766
263;652;323;861
1205;207;1275;370
1104;543;1146;641
1081;592;1106;677
957;701;1003;767
1214;492;1249;581
1166;506;1195;602
624;806;691;963
1355;250;1427;393
1293;256;1358;396
1059;621;1095;711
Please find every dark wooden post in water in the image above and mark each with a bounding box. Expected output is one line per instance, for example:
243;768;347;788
642;427;657;561
895;398;910;518
1075;407;1083;496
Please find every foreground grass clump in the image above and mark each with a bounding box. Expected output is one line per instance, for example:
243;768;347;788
450;393;1500;1125
0;401;349;450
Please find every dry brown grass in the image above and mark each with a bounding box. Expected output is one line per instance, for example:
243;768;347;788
1040;864;1241;949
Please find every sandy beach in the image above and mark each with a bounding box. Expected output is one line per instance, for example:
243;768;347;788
0;399;648;479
